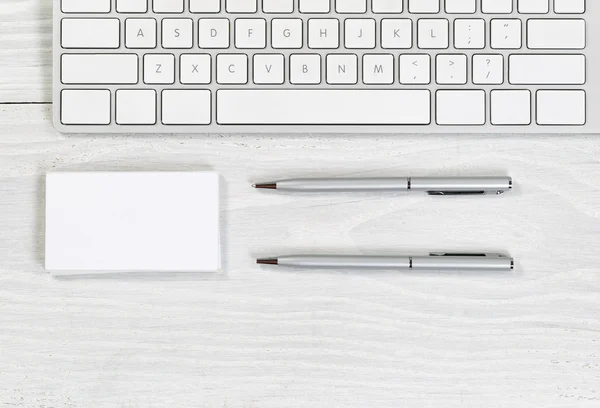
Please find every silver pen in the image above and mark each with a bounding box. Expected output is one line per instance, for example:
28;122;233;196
253;177;512;195
257;253;514;271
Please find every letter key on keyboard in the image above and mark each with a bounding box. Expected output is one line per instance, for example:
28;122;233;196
54;0;598;133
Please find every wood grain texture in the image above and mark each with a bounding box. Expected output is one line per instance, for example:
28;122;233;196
0;1;599;407
1;106;599;407
0;0;52;103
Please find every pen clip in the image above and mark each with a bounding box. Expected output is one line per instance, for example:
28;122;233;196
426;190;505;196
429;252;508;258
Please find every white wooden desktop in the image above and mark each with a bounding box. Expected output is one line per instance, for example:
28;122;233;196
1;2;599;407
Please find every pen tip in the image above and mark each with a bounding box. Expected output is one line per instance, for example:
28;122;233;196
253;183;277;189
257;258;278;265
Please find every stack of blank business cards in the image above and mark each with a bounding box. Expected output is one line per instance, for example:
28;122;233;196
45;171;220;275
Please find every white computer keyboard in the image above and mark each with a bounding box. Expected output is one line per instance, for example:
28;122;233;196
53;0;596;133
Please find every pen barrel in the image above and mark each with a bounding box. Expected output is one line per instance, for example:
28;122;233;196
276;178;409;192
278;255;411;269
410;256;513;271
409;177;512;193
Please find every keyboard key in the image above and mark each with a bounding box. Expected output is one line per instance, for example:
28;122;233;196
235;19;267;49
254;54;285;84
153;0;184;13
409;0;440;13
198;19;230;49
162;90;212;125
144;54;175;84
372;0;403;13
61;54;138;84
326;54;358;84
180;54;212;84
454;19;485;49
125;19;157;48
399;54;430;84
472;54;503;84
418;19;449;49
537;90;585;125
363;54;394;84
217;54;248;84
436;90;485;125
509;55;585;84
336;0;367;13
445;0;475;13
61;19;120;49
527;20;585;49
61;90;111;125
482;0;512;13
290;54;321;84
491;19;521;49
381;19;412;49
190;0;220;13
272;19;303;49
162;19;193;49
555;0;585;14
61;0;110;13
300;0;330;13
216;90;431;124
518;0;548;13
436;54;467;84
116;90;157;125
491;90;531;125
308;19;339;49
263;0;294;13
226;0;257;13
116;0;147;13
345;19;376;49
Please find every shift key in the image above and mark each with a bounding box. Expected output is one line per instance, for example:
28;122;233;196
509;55;585;85
61;54;139;84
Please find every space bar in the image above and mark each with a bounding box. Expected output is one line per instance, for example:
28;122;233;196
217;89;431;125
